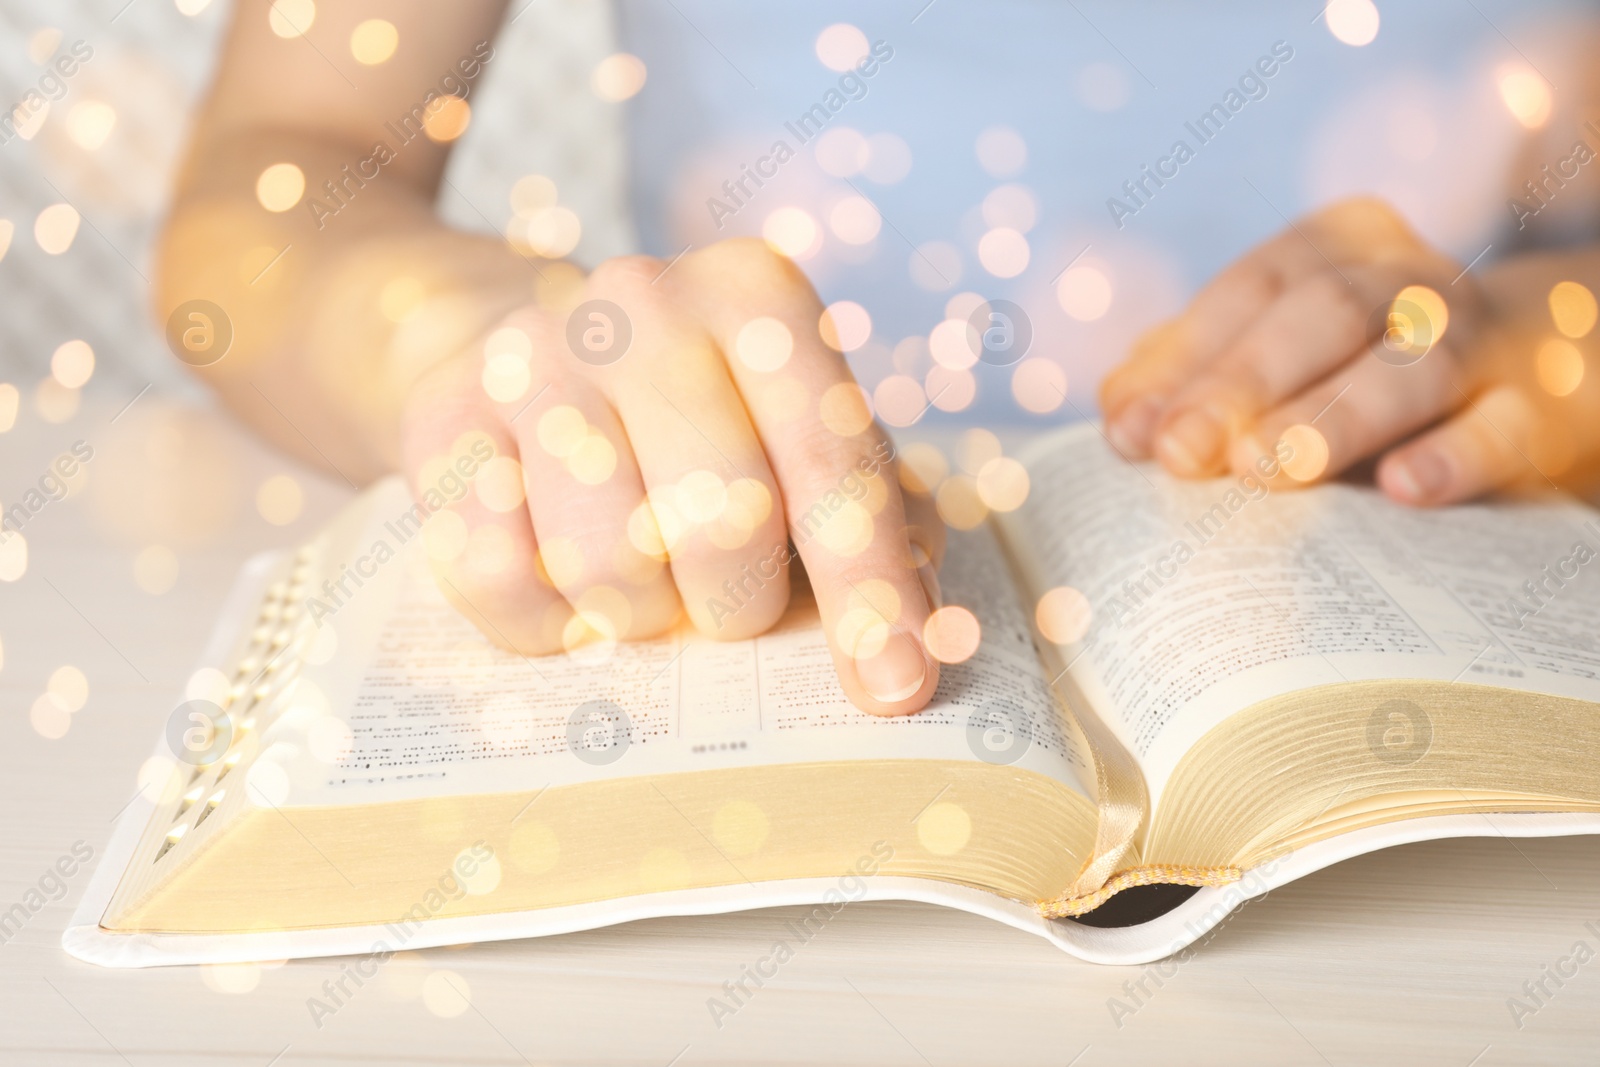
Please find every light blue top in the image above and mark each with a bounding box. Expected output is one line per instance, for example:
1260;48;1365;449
616;0;1594;423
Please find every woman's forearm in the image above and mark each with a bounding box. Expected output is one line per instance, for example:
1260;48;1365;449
156;125;538;482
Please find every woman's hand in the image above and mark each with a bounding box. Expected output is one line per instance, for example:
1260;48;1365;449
1100;197;1600;503
157;3;943;716
401;239;945;715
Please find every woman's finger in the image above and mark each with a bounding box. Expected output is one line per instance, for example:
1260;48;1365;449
401;352;570;655
1226;338;1461;487
677;239;941;716
1103;197;1431;458
1376;384;1549;505
579;256;796;643
1153;263;1452;477
499;325;683;644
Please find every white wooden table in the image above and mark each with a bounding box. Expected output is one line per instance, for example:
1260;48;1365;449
3;396;1597;1066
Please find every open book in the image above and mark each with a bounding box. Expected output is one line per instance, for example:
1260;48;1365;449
66;424;1600;967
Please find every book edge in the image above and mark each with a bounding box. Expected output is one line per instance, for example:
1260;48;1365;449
63;550;290;956
65;811;1600;968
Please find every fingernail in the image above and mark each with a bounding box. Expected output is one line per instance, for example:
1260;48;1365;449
1107;395;1162;458
855;635;929;705
1387;450;1449;501
1155;408;1223;476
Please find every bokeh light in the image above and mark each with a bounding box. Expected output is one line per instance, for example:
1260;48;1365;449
924;366;975;412
815;23;870;71
763;207;819;259
1536;338;1585;397
202;963;263;995
1394;284;1449;343
65;101;116;150
1325;0;1379;46
255;163;305;212
35;378;80;423
268;0;316;39
1036;586;1092;644
975;126;1027;177
519;206;581;258
1058;265;1112;321
819;382;873;436
0;532;27;582
11;100;47;142
982;184;1037;232
1548;281;1597;339
539;536;584;587
27;28;62;64
538;405;587;458
1011;359;1067;414
917;802;971;855
482;352;531;403
592;53;647;102
473;454;524;511
839;607;889;661
873;375;926;427
977;227;1029;278
308;715;355;763
929;318;978;371
0;219;13;263
485;322;532;360
256;474;304;525
1279;424;1330;482
422;97;471;143
34;204;81;254
975;457;1029;511
510;174;559;215
814;500;873;556
923;605;980;664
897;442;948;495
735;317;793;372
0;383;19;432
1498;66;1552;130
31;693;69;739
944;292;985;322
567;433;616;485
350;19;398;65
819;301;871;352
51;340;95;389
421;970;471;1018
829;196;881;244
47;665;89;713
956;429;1002;474
677;470;727;524
935;475;988;530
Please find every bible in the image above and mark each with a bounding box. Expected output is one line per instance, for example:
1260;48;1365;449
65;423;1600;967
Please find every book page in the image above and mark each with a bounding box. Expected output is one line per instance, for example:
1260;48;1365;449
998;424;1600;809
260;504;1091;808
